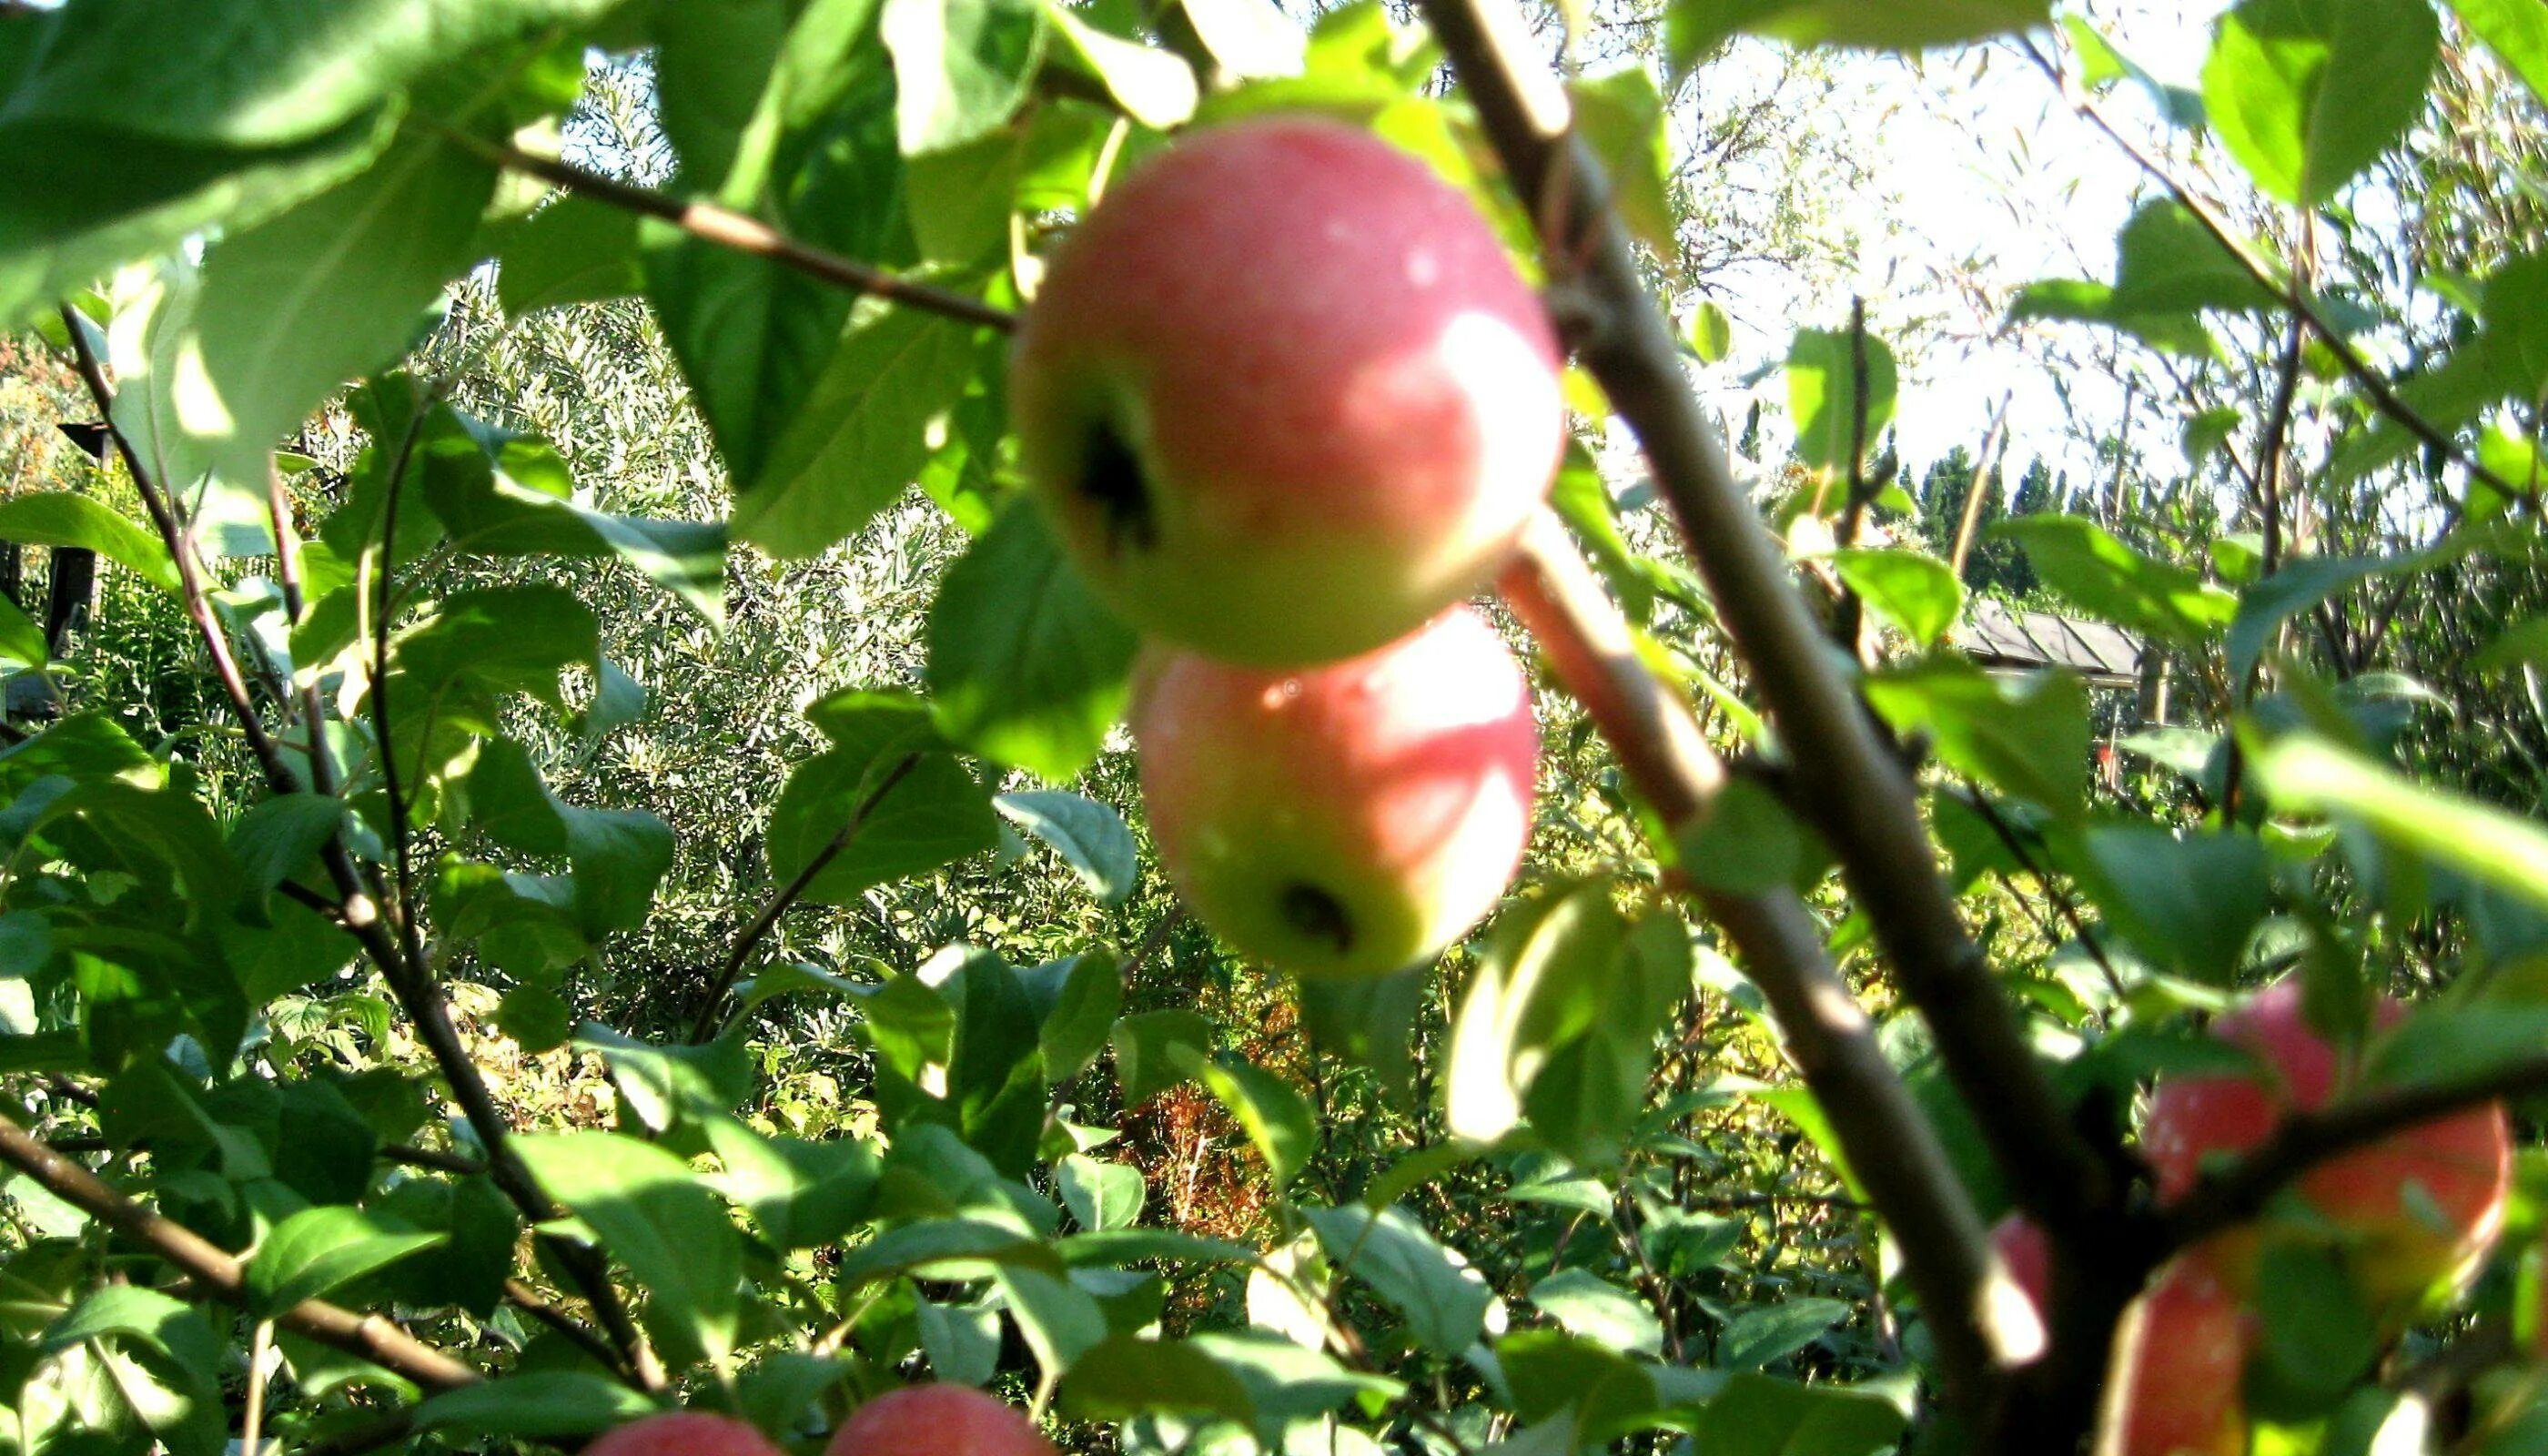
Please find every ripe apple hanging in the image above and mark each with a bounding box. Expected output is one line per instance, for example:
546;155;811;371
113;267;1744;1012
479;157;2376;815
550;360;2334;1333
1130;603;1538;979
1011;116;1565;668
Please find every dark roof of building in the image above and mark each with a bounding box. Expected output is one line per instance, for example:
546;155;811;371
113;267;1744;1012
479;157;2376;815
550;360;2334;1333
1952;599;2146;689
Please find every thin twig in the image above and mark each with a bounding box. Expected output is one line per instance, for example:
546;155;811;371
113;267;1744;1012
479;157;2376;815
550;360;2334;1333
464;136;1019;334
690;753;924;1041
0;1112;480;1390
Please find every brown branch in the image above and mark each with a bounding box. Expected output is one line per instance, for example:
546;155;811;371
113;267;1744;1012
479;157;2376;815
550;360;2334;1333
468;137;1019;335
1415;0;2114;1237
0;1112;480;1390
2165;1054;2548;1249
1496;516;2008;1408
689;753;924;1042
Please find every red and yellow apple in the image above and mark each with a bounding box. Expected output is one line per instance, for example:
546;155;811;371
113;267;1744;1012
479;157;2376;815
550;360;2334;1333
1129;603;1537;978
2140;979;2512;1308
825;1384;1056;1456
2103;1250;2255;1456
1010;116;1565;667
1990;1216;2253;1456
588;1413;784;1456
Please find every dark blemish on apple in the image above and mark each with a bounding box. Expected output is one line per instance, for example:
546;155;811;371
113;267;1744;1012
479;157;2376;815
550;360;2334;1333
1078;417;1157;554
1279;882;1354;955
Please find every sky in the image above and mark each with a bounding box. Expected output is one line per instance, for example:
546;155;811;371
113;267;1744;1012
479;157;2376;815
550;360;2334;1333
1678;1;2236;495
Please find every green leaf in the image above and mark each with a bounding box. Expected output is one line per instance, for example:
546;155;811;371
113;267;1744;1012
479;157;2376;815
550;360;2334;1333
1994;514;2238;648
1056;1154;1146;1231
1044;4;1198;129
0;593;45;673
1304;1203;1497;1355
917;1300;1002;1385
1686;298;1734;363
40;1287;225;1456
1062;1335;1259;1426
1829;547;1963;647
1496;1329;1662;1432
1786;327;1897;476
2250;1242;2378;1412
1667;0;2048;66
516;1132;744;1370
1569;69;1676;266
187;129;497;480
2201;0;2440;206
2077;826;2270;984
993;1263;1107;1375
415;1373;662;1439
227;793;347;912
243;1207;443;1317
2108;200;2277;317
0;0;623;322
1195;1055;1314;1188
498;195;642;313
1028;951;1122;1085
927;502;1141;781
0;494;178;593
1719;1297;1852;1370
2482;248;2548;407
703;1116;881;1249
1446;882;1644;1154
2447;0;2548;106
2475;617;2548;675
881;0;1048;155
1693;1373;1908;1456
2250;734;2548;915
1864;659;2088;821
1111;1008;1214;1105
2229;553;2406;680
765;746;998;904
1531;1269;1663;1360
995;790;1137;904
420;410;726;625
737;306;987;556
576;1025;754;1134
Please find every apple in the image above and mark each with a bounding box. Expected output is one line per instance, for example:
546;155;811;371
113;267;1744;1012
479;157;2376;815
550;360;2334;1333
587;1413;784;1456
825;1385;1056;1456
1010;115;1565;668
1129;603;1537;978
2140;978;2512;1308
2103;1251;2256;1456
1990;1216;2252;1456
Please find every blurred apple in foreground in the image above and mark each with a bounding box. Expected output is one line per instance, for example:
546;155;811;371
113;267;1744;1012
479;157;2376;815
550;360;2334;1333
2141;978;2511;1309
1991;1216;2252;1456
